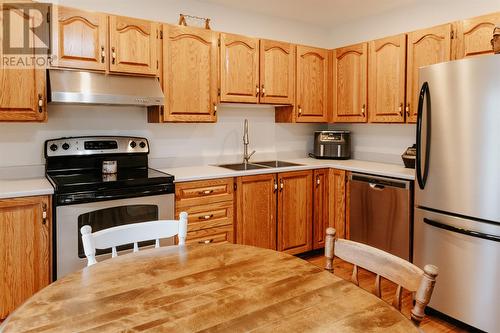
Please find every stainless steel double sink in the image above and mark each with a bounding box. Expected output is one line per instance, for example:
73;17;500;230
217;160;302;171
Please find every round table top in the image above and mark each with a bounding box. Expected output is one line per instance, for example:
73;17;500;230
2;243;418;332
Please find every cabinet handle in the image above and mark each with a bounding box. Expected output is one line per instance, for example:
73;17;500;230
213;103;217;116
198;189;214;195
279;179;284;191
261;84;265;97
111;47;116;65
406;103;410;117
37;94;43;113
399;103;403;116
256;84;260;97
316;175;320;186
100;46;105;63
298;105;302;116
274;180;278;192
199;239;214;244
42;203;47;225
198;214;214;220
361;104;366;117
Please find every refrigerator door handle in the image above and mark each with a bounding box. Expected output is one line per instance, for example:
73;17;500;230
416;81;431;190
423;218;500;242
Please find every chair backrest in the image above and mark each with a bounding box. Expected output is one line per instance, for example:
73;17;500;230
324;227;438;326
80;212;188;266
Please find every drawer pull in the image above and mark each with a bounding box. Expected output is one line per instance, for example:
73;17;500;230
199;239;214;244
199;189;214;195
198;214;214;220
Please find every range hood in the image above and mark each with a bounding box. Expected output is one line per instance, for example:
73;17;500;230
48;69;164;106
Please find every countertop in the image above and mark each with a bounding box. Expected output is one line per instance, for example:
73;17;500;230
159;158;415;183
0;178;54;200
0;158;414;199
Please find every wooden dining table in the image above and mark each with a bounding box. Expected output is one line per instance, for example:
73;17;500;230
1;243;418;332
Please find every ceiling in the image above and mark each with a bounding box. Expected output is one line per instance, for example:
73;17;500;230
197;0;421;28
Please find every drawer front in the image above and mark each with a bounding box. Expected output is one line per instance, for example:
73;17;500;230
176;178;234;208
176;201;233;232
185;225;234;245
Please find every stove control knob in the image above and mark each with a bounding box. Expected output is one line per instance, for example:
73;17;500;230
139;141;146;149
62;143;70;150
130;141;137;148
49;144;58;152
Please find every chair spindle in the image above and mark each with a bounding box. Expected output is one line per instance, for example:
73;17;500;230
351;265;359;286
392;285;402;310
112;247;117;258
155;239;160;248
374;274;381;297
133;242;139;252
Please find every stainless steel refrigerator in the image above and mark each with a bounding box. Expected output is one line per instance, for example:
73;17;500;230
414;55;500;332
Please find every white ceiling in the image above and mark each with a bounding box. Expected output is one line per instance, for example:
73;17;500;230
197;0;421;28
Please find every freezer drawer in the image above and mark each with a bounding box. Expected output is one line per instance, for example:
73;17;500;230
413;208;500;332
348;173;411;260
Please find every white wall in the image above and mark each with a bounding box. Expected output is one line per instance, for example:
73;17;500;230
329;0;500;48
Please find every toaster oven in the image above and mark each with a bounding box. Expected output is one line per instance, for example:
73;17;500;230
312;130;351;159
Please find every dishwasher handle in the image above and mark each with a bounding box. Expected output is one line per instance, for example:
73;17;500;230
349;173;410;190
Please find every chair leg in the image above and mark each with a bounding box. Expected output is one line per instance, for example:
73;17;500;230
324;227;336;272
411;264;438;325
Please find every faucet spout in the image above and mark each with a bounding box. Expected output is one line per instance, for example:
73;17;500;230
243;119;255;164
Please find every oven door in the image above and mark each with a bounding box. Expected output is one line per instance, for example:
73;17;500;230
55;193;174;279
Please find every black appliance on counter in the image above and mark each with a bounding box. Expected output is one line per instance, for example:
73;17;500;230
311;130;351;159
45;136;175;280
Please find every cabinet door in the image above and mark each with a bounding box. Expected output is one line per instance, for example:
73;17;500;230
455;12;500;59
219;33;259;103
259;39;295;105
330;169;346;239
296;45;328;122
163;25;218;122
236;174;277;250
278;170;312;254
368;34;406;123
313;169;329;249
0;196;51;319
0;5;46;122
407;24;452;123
331;43;368;123
52;6;107;71
109;15;158;75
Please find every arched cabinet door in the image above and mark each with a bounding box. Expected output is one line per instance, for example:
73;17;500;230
162;25;218;122
259;39;295;105
331;42;368;123
52;6;107;71
109;15;158;75
407;24;452;123
368;34;407;123
455;12;500;59
296;45;328;123
219;33;259;103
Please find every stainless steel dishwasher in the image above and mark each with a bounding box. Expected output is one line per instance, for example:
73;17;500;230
348;173;412;260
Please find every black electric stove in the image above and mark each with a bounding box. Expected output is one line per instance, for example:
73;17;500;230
45;136;174;205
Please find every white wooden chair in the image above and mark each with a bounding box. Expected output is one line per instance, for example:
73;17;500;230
80;212;188;266
324;227;438;326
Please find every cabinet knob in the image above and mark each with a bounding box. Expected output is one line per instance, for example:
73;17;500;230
101;46;105;63
111;47;116;65
399;103;403;116
213;103;217;115
361;104;366;117
279;179;284;191
298;106;302;116
274;180;278;192
316;176;320;186
406;103;410;117
261;84;265;97
256;85;260;97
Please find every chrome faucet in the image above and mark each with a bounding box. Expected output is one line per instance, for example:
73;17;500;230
243;119;255;164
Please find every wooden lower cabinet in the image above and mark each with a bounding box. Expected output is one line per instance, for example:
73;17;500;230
277;170;313;255
0;196;51;319
330;169;347;239
236;174;277;250
313;169;329;249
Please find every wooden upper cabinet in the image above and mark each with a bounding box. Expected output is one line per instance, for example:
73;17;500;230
455;12;500;59
236;174;277;250
0;196;51;319
277;170;313;255
259;39;295;105
368;34;407;123
407;24;452;123
162;25;218;122
52;6;107;71
219;33;259;103
296;45;328;122
108;15;158;75
331;42;368;123
0;5;46;122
